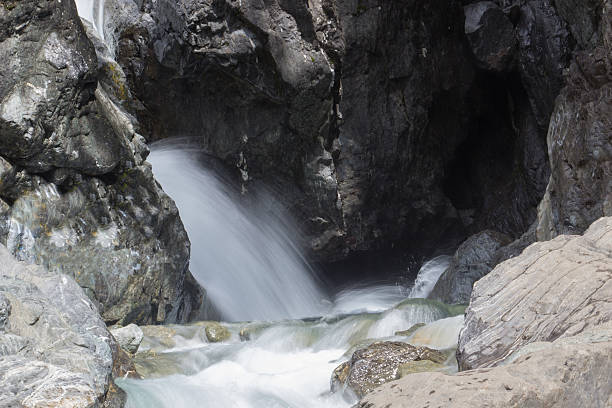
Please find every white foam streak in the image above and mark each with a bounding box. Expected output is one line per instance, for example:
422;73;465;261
408;255;452;298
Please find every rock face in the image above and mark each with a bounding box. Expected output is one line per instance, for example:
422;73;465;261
331;341;447;398
464;2;516;72
356;218;612;407
0;0;203;325
458;217;612;370
0;244;124;407
357;323;612;408
429;230;511;304
102;0;554;263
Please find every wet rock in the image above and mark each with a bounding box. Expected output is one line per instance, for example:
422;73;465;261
111;323;144;354
331;341;447;398
0;0;204;326
140;325;178;350
357;323;612;407
394;323;425;337
0;244;124;407
464;2;516;72
458;217;612;370
535;16;612;240
429;230;511;304
204;322;231;343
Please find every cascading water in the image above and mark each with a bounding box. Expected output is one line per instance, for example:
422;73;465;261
408;255;452;298
148;139;326;322
75;0;105;40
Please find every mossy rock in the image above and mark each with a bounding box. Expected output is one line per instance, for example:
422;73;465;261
204;322;230;343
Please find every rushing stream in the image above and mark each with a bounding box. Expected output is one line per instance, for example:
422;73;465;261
112;139;463;407
73;1;465;400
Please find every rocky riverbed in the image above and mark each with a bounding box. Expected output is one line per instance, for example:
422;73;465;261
0;0;610;406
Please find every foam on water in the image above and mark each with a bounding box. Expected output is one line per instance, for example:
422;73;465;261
408;255;452;298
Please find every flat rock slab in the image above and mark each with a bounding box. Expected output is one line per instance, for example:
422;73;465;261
458;217;612;370
358;323;612;408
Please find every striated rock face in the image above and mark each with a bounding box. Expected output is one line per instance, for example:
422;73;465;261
536;0;612;240
0;244;124;407
331;341;447;398
357;323;612;408
0;0;203;325
429;230;511;304
457;217;612;370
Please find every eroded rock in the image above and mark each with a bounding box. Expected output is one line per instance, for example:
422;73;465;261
331;341;447;398
458;217;612;370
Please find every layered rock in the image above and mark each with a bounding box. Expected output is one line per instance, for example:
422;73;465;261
0;0;203;325
356;218;612;407
458;217;612;370
536;0;612;240
358;323;612;408
0;244;128;407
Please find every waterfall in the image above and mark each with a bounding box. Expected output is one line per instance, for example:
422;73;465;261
408;255;452;298
148;139;326;322
75;0;105;40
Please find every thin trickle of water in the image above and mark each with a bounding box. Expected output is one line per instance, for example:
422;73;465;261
148;139;327;322
408;255;452;298
75;0;105;40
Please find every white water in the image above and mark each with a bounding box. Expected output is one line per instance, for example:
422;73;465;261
148;139;326;322
408;255;452;298
118;294;463;408
75;0;105;40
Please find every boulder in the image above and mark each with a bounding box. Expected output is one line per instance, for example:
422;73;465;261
204;322;231;343
464;2;517;72
458;217;612;370
429;230;511;304
331;341;447;398
111;324;144;355
357;323;612;408
0;244;126;407
0;0;204;325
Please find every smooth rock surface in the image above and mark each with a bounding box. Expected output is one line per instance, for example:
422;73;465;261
0;244;122;407
357;323;612;408
429;230;511;304
458;217;612;370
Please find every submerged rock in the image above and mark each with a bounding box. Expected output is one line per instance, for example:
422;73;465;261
204;322;231;343
111;324;144;355
0;244;124;407
458;217;612;370
331;341;447;398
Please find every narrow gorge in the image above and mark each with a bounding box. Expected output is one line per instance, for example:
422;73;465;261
0;0;610;407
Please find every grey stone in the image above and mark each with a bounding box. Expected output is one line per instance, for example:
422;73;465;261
458;217;612;370
429;230;511;304
0;244;123;407
357;323;612;408
111;324;144;354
